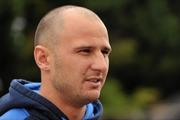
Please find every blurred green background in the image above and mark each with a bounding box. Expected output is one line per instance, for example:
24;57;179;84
1;0;180;119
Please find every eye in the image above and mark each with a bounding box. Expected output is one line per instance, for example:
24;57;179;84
78;48;92;55
81;48;91;53
101;48;111;57
102;50;109;55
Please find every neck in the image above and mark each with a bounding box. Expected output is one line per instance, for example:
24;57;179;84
40;80;86;120
60;104;86;120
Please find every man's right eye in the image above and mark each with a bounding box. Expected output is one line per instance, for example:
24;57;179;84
79;49;91;55
75;46;93;55
81;49;90;53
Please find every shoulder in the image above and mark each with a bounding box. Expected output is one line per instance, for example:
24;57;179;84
0;108;29;120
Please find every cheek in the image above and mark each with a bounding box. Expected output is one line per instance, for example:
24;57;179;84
55;52;92;80
61;58;87;80
79;61;92;75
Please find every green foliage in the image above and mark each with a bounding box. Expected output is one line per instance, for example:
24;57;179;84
11;0;26;16
110;38;138;66
101;78;159;119
134;0;180;46
85;0;127;11
101;79;130;117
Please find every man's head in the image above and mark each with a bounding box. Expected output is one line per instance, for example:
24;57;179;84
34;5;111;106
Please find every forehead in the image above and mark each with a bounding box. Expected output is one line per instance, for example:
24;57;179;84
52;8;111;51
61;11;108;40
58;8;105;34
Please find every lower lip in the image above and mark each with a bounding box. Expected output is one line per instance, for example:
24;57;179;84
85;81;101;88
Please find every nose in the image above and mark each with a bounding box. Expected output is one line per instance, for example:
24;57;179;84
91;52;109;73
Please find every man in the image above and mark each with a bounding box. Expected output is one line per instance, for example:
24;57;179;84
0;5;111;120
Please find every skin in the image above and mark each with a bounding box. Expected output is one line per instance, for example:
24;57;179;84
34;6;111;120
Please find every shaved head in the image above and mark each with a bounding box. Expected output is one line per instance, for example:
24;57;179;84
34;5;105;49
33;5;111;117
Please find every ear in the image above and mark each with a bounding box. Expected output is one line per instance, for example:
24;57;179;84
34;45;51;71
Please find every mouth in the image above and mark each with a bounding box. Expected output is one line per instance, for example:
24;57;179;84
88;78;100;83
85;76;103;87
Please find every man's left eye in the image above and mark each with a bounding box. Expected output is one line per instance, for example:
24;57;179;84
102;50;110;56
81;49;91;53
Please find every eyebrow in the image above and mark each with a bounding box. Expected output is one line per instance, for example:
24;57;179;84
74;46;93;51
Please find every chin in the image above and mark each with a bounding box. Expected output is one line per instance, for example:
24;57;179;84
84;91;100;103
